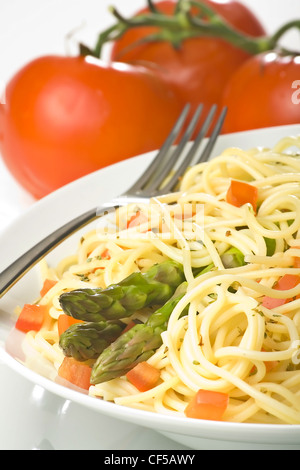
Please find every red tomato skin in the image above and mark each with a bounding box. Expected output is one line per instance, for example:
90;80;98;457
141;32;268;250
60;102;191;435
0;56;182;199
111;0;266;119
222;52;300;133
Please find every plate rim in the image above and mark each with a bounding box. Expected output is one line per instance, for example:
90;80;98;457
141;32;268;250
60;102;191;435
1;124;300;444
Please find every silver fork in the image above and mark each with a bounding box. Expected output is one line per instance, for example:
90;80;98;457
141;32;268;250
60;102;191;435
0;103;227;298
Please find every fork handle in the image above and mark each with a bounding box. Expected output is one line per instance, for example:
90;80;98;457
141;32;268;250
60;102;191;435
0;203;117;299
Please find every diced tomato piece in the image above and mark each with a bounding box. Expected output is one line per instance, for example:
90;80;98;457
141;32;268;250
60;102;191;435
262;274;300;309
127;211;148;229
15;304;48;333
126;362;160;392
264;360;279;372
100;249;111;260
251;349;279;375
226;180;258;213
87;248;110;260
173;206;195;220
58;357;92;390
262;297;286;309
276;274;300;291
185;389;229;421
40;279;58;297
57;314;84;336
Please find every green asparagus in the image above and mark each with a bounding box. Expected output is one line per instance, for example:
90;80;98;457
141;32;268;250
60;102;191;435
58;248;246;384
221;247;245;268
59;321;125;362
89;248;246;384
59;260;185;322
90;285;188;384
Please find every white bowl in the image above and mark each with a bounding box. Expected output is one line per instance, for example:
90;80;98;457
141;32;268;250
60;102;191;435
1;124;300;450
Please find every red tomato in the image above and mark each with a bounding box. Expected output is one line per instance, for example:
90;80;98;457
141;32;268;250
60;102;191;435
111;0;266;122
0;56;181;199
222;52;300;133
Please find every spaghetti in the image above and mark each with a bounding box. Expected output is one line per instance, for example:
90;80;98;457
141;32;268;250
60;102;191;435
17;135;300;424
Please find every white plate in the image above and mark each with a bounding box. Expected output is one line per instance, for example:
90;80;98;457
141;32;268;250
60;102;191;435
0;363;189;450
1;124;300;450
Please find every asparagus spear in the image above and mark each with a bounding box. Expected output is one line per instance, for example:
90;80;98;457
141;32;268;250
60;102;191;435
90;286;188;384
59;248;246;384
59;321;125;362
59;260;185;322
89;248;246;384
221;247;245;268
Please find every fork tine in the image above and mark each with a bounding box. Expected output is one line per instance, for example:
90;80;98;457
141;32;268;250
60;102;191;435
0;103;227;298
161;105;218;194
128;103;191;193
196;106;227;164
143;104;204;193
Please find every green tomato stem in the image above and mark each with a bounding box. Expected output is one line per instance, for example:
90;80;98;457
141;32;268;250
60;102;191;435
147;0;160;14
269;19;300;47
84;0;300;59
